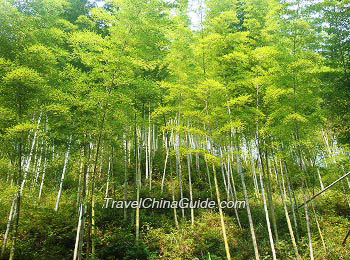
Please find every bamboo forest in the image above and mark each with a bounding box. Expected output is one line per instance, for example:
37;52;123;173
1;0;350;259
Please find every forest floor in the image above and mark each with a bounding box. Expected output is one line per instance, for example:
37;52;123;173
1;178;350;260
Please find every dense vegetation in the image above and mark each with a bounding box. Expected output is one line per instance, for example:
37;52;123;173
1;0;350;259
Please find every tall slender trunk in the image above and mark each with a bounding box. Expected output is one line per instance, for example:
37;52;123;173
302;180;314;260
123;136;128;221
250;152;260;197
175;119;185;218
105;155;111;197
219;149;228;197
1;197;15;257
205;156;213;198
9;192;20;260
311;200;326;252
55;135;72;211
148;104;152;190
145;128;149;181
32;139;44;189
317;168;324;190
161;145;169;194
284;161;300;240
170;155;179;229
212;163;231;260
237;151;260;260
38;154;48;201
187;149;194;226
273;157;300;259
135;126;141;242
20;114;42;194
257;155;276;260
227;151;242;229
264;149;279;242
73;141;90;260
73;203;84;260
76;150;84;210
9;130;21;260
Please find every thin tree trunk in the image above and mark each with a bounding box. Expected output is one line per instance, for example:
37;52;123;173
170;155;179;229
9;192;20;260
1;197;15;257
257;156;276;260
161;130;169;194
342;229;350;245
38;155;48;201
20;114;42;194
123;135;129;221
212;163;231;260
273;157;301;259
205;156;213;198
32;139;44;189
175;120;185;218
250;153;260;197
237;152;260;260
9;111;41;260
136;127;141;242
55;135;72;211
76;151;84;209
302;180;314;260
187;151;194;226
310;200;326;252
264;150;279;242
73;141;90;260
284;161;300;240
73;203;84;260
148;104;152;190
227;152;242;229
105;155;111;197
317;168;324;190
